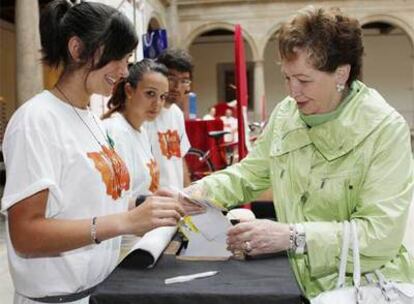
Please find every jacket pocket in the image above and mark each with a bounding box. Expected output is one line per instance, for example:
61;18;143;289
305;170;359;220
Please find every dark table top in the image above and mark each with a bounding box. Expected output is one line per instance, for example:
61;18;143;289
90;253;303;304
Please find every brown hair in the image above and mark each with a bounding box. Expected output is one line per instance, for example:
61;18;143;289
277;6;363;86
102;59;168;119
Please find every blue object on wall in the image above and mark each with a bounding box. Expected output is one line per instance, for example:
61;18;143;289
143;29;168;59
189;92;197;119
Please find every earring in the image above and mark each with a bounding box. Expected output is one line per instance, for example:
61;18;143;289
336;83;345;93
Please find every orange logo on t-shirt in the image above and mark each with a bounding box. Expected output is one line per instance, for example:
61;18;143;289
87;145;130;200
147;159;160;193
158;130;181;159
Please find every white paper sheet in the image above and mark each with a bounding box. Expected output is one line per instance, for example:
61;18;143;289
179;198;232;259
181;227;231;258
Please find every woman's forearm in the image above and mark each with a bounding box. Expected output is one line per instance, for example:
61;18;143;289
8;190;183;256
9;208;129;256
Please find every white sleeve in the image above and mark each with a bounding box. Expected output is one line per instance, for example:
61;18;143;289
180;127;191;156
177;109;191;156
1;116;63;215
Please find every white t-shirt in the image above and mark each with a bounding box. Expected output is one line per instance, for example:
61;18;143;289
103;113;159;198
220;116;238;143
145;103;190;190
203;114;214;120
1;91;130;303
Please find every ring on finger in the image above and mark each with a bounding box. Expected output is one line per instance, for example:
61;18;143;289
243;241;252;253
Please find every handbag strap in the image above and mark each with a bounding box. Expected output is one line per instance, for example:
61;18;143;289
338;221;407;302
350;220;361;288
337;221;351;288
336;220;361;288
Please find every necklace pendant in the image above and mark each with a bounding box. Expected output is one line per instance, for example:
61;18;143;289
106;132;115;149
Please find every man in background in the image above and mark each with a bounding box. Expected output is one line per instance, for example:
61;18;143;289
146;49;193;189
220;108;238;144
203;106;216;120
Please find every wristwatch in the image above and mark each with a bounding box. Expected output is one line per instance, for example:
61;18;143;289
294;224;306;255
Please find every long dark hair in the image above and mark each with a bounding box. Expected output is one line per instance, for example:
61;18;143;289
102;59;169;119
40;0;138;72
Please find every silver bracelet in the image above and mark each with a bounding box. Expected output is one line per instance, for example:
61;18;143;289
294;223;306;255
288;224;306;254
91;217;101;244
288;224;296;252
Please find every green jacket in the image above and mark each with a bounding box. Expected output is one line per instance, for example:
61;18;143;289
197;81;414;298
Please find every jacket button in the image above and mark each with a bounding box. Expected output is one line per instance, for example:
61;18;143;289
300;192;309;204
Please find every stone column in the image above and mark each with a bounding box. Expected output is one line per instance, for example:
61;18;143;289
167;0;179;47
254;60;266;121
15;0;43;106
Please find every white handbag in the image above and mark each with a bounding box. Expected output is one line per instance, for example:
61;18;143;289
311;220;414;304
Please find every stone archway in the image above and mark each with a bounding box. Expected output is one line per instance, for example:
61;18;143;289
260;21;284;60
182;22;259;61
360;16;414;130
185;24;260;118
261;24;286;117
360;14;414;48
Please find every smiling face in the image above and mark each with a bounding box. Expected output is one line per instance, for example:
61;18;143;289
125;71;169;126
86;53;132;97
281;48;348;115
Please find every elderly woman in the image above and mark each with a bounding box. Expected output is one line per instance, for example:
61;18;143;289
188;6;414;299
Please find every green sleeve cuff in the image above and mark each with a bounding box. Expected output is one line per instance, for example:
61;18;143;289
303;221;342;278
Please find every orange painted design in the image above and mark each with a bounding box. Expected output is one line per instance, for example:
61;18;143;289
157;130;181;159
87;145;130;200
147;159;160;193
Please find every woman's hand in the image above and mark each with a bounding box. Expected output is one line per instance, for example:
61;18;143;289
226;219;290;256
125;195;185;236
155;188;206;216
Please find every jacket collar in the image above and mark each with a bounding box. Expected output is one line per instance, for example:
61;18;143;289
276;81;394;161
